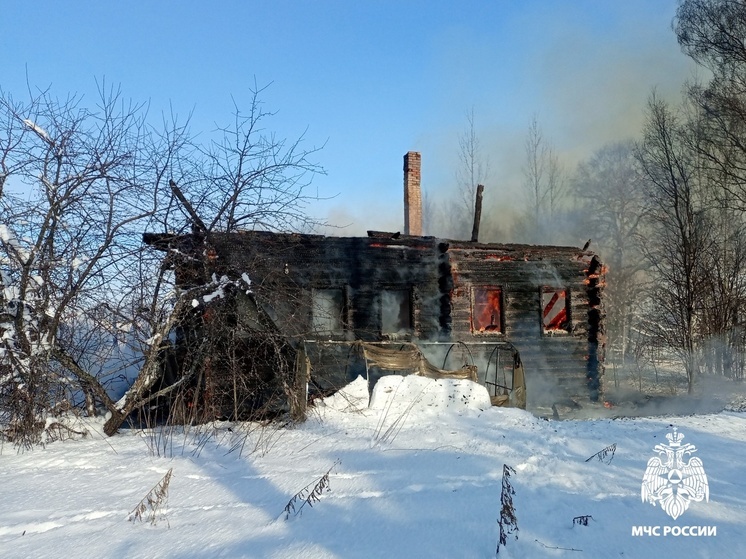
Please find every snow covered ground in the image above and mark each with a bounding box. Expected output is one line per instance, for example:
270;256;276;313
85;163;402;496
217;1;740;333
2;375;745;558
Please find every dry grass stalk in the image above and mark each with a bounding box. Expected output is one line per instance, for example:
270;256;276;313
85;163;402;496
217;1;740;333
572;514;594;526
128;468;174;527
496;464;518;555
283;460;340;520
585;443;616;464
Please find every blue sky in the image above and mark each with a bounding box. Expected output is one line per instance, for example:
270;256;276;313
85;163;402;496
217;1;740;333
1;1;695;235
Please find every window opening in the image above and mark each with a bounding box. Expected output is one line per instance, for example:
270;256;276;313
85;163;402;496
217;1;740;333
312;288;345;336
541;287;570;333
472;287;503;334
381;289;411;334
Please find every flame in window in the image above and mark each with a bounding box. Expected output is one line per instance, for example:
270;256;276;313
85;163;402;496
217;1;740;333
472;287;502;333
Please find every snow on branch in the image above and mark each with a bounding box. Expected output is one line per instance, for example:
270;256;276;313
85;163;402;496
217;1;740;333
22;118;53;144
0;224;31;265
189;273;252;309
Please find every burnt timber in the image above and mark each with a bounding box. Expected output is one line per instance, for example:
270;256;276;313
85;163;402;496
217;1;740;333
144;228;605;408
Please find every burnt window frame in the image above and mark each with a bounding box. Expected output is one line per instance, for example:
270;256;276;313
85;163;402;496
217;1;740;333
380;287;413;338
310;287;347;338
470;285;504;335
540;286;571;335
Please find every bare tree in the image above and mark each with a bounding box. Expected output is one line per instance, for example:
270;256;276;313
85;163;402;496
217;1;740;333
176;84;325;234
646;0;746;382
0;84;167;444
0;82;326;443
675;0;746;207
636;92;712;393
447;108;490;239
688;92;746;381
515;115;569;243
676;0;746;79
546;146;567;219
697;218;746;379
573;141;648;367
102;87;326;436
522;115;548;242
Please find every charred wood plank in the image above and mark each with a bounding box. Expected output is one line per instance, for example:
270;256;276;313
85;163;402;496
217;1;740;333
169;179;208;234
470;184;485;242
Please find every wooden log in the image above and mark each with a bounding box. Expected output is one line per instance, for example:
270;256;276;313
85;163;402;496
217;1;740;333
471;184;485;242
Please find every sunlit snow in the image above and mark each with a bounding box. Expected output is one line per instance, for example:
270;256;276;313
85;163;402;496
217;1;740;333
1;376;745;558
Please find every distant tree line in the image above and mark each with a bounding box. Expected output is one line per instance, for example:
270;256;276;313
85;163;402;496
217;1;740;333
427;0;746;393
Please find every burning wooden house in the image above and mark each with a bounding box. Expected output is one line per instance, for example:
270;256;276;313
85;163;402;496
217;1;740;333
142;152;604;422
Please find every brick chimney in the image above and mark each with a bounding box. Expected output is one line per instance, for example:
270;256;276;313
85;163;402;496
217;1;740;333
403;151;422;236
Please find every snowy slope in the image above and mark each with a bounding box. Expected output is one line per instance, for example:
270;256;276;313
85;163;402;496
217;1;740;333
1;375;745;558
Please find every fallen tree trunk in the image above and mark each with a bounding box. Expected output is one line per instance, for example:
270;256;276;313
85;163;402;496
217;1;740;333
103;284;211;436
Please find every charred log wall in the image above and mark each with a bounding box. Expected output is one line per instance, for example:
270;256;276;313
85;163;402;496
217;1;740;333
207;231;450;342
446;242;602;404
153;231;604;405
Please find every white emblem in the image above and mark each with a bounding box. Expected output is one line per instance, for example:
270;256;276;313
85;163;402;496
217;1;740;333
641;428;709;520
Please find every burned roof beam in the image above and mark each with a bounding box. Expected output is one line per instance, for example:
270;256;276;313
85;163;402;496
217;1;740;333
169;179;208;235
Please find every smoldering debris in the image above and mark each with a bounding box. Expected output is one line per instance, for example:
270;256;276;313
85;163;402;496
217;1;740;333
533;387;734;421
